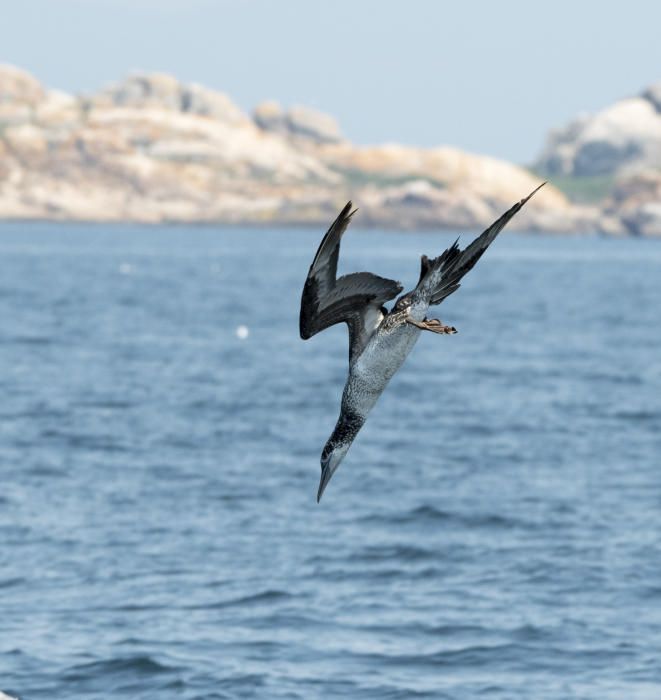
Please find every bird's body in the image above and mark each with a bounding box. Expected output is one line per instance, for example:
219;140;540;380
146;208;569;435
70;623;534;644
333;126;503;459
300;184;545;501
346;308;423;412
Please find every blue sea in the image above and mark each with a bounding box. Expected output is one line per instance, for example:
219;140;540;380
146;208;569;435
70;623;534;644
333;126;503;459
0;222;660;700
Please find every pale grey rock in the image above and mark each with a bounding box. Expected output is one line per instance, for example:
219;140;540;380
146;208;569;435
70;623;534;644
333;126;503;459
606;170;661;236
535;86;661;176
1;62;656;235
536;114;591;175
354;179;583;232
253;100;285;132
286;105;343;143
96;73;247;124
0;102;33;126
620;202;661;237
609;169;661;206
0;64;48;126
100;73;182;110
254;101;343;144
0;63;45;105
642;82;661;112
180;83;246;124
595;214;628;237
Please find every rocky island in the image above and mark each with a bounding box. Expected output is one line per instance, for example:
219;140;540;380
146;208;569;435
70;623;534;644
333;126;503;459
0;64;659;235
534;83;661;236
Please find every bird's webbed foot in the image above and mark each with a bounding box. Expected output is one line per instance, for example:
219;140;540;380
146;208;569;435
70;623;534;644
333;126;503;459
406;316;457;334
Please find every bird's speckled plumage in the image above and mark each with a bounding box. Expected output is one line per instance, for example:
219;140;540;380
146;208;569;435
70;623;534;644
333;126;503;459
300;184;545;501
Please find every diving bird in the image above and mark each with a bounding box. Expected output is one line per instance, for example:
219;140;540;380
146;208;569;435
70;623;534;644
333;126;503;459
300;183;545;502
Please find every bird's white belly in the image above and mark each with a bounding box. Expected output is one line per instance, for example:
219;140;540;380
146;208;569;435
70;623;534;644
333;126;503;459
344;322;422;416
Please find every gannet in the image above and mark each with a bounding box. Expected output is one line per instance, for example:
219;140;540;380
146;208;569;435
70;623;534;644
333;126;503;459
300;183;545;502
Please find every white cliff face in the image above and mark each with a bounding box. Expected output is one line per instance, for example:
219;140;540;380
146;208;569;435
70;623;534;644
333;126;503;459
0;67;344;223
0;64;656;234
536;85;661;177
254;100;344;144
530;81;661;236
93;73;250;126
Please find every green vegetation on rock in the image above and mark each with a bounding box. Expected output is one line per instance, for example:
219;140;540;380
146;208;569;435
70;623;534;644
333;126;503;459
529;172;615;204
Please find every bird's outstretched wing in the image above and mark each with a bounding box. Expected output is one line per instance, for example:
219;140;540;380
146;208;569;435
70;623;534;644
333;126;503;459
300;202;403;362
415;182;546;306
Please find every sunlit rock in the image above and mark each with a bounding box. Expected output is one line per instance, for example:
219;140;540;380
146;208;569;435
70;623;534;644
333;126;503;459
0;63;657;234
254;101;344;144
535;85;661;177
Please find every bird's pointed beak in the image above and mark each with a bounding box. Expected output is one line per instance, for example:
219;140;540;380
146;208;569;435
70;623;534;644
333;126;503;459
316;436;354;503
317;464;333;503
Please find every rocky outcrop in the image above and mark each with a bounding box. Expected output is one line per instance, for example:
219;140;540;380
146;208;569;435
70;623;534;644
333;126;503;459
603;170;661;236
0;66;346;224
535;84;661;177
533;81;661;236
0;64;656;234
93;73;249;125
317;142;588;230
254;101;344;144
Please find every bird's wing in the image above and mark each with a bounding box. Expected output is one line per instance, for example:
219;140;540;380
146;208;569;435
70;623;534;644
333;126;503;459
413;182;546;306
300;202;403;361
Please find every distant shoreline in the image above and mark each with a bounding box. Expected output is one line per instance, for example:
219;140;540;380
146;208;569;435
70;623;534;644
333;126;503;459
1;64;659;237
0;215;617;238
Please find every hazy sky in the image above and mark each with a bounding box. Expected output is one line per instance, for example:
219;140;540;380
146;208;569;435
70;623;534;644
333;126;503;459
2;0;660;163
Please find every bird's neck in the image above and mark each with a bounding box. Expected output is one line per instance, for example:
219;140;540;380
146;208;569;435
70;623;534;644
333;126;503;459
324;409;365;455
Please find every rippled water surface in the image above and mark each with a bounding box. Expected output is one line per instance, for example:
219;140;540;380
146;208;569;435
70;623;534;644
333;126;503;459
1;222;660;699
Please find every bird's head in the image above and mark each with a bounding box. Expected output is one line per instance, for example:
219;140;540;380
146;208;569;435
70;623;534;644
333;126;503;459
316;410;364;503
317;441;350;503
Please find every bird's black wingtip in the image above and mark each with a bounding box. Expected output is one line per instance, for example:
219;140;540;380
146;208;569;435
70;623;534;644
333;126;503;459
522;181;546;204
338;200;358;219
